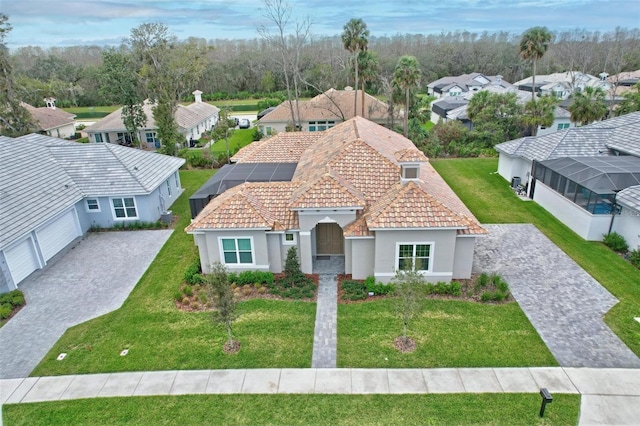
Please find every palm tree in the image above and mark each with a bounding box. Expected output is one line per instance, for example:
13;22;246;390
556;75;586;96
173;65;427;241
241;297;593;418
393;55;421;138
341;18;369;117
356;50;379;117
519;27;553;99
569;86;608;125
521;95;558;136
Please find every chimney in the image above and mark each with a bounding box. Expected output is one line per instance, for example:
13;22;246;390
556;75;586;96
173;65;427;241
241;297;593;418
192;90;203;103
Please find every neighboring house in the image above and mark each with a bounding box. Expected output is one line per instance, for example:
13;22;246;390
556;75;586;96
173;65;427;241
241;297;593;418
427;73;511;123
432;85;573;136
257;87;396;134
0;134;185;293
86;90;219;150
614;185;640;249
21;98;76;139
514;71;611;99
187;117;486;283
494;111;640;242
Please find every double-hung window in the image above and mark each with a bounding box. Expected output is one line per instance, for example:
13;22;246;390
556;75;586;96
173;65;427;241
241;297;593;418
220;238;254;265
86;198;100;212
397;243;432;271
112;197;138;219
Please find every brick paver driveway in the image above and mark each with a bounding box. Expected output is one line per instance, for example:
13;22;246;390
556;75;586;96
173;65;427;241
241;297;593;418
473;224;640;368
0;230;172;379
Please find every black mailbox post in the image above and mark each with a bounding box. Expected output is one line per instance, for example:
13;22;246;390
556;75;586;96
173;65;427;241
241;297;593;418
539;388;553;417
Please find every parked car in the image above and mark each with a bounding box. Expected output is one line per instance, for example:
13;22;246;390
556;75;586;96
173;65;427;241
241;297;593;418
239;118;251;129
257;106;276;120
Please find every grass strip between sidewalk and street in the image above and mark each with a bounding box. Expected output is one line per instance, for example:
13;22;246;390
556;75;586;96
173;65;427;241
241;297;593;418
3;393;580;426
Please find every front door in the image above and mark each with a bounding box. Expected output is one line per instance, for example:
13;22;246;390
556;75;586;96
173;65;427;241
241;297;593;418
316;223;344;255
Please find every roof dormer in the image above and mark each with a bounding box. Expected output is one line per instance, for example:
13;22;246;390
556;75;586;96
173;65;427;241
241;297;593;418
394;148;429;183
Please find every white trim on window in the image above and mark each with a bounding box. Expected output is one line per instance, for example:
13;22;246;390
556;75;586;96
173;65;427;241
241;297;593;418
282;232;297;245
395;242;434;272
174;171;180;189
166;180;171;196
85;198;101;213
110;197;138;220
218;236;255;267
94;133;103;143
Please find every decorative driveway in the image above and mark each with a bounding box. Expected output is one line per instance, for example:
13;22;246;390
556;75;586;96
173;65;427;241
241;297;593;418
473;224;640;368
0;230;173;379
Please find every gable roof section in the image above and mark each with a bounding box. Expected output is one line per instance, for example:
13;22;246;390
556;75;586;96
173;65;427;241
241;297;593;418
0;137;83;250
21;102;75;131
495;112;640;161
259;88;391;123
289;173;365;209
185;182;301;231
231;132;321;163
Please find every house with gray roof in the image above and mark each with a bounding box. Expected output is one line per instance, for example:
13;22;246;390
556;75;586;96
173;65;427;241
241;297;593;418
0;134;185;293
85;90;219;149
495;111;640;244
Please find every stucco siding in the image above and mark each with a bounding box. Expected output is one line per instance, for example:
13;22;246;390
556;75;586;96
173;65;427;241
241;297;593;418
533;182;612;240
298;211;357;231
266;233;283;273
350;238;375;280
498;154;532;184
452;236;476;279
373;229;458;283
196;230;270;273
611;209;640;250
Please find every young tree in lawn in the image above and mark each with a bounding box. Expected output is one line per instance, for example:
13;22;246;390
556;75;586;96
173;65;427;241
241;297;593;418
342;18;370;117
0;14;36;137
391;268;425;352
568;86;608;126
393;55;421;138
205;262;239;353
519;26;553;99
521;95;558;136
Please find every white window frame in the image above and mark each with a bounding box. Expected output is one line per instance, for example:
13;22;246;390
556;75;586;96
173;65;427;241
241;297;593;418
85;198;101;213
94;133;103;143
174;171;180;189
395;242;433;272
282;232;297;245
110;197;138;220
166;180;171;196
218;236;255;266
401;164;420;180
145;132;159;145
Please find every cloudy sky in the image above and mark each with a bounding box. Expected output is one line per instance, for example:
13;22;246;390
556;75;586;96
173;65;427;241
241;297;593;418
2;0;639;48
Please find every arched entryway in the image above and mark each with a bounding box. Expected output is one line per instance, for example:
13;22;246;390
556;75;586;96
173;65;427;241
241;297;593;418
316;223;344;255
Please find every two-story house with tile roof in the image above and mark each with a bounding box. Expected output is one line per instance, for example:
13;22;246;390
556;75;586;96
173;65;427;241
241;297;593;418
186;117;486;282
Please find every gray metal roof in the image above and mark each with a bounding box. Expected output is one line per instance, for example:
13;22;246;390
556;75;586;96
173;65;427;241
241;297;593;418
539;156;640;194
0;134;185;250
495;111;640;161
0;137;83;250
616;185;640;212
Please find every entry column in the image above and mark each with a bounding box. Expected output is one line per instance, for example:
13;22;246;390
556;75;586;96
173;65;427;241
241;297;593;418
299;231;313;274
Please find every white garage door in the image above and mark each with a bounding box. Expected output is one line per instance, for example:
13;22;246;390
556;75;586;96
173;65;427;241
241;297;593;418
5;238;40;286
36;209;81;261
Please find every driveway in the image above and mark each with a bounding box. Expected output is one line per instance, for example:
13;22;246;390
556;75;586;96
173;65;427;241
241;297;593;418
473;224;640;368
0;230;173;379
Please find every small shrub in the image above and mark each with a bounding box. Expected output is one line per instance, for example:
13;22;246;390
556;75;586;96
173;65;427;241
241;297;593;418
364;276;394;295
199;293;208;304
0;303;12;320
449;281;462;296
184;260;204;285
181;297;190;305
496;278;509;294
257;286;267;294
476;272;490;289
191;301;200;309
183;285;193;297
603;232;629;253
481;291;494;302
341;280;367;301
0;290;25;308
174;291;183;302
629;249;640;268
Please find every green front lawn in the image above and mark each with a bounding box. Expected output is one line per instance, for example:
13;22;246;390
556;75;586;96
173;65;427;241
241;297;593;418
209;128;255;156
431;158;640;357
30;170;315;376
338;299;556;368
3;394;581;426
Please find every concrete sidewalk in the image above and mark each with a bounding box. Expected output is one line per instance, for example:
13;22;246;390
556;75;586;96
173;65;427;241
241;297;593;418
2;368;639;425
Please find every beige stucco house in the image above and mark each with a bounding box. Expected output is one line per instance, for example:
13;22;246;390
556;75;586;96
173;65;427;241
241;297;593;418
187;117;486;282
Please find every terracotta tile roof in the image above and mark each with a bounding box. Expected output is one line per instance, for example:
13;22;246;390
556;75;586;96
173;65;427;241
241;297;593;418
366;180;485;233
395;148;429;162
289;173;366;209
231;132;321;163
259;88;393;123
21;103;75;131
189;116;485;236
186;182;300;231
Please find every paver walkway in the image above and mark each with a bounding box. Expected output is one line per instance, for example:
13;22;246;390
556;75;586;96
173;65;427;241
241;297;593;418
311;274;338;368
2;368;639;425
0;230;173;379
474;224;640;368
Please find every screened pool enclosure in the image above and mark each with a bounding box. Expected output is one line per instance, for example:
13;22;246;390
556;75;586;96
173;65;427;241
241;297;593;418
533;157;640;215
